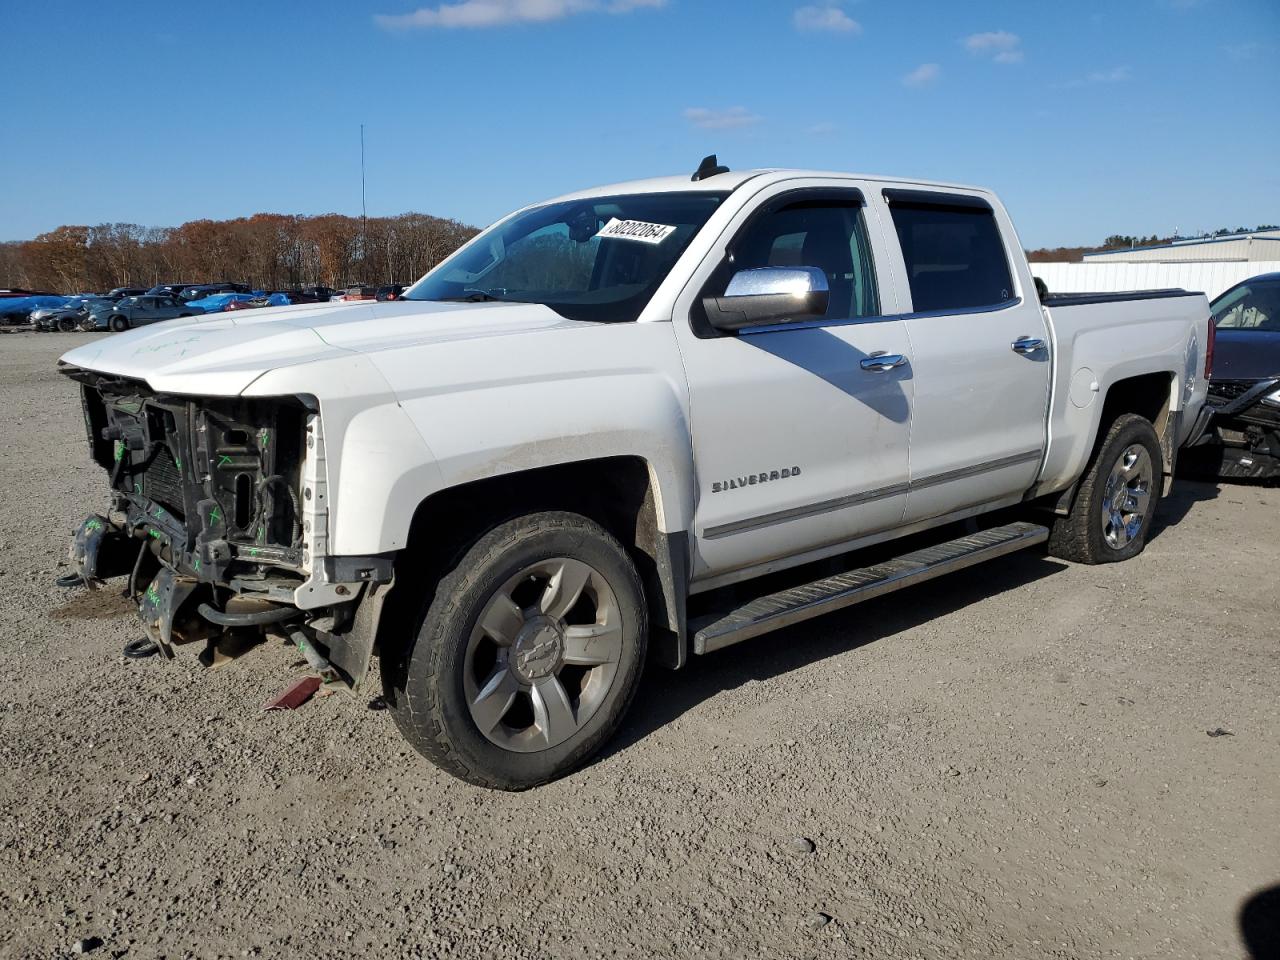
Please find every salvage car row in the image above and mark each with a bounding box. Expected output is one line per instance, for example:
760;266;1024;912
1;282;412;331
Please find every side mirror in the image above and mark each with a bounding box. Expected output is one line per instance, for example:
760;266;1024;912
703;266;830;332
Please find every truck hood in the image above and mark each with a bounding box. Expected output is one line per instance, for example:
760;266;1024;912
1212;329;1280;381
59;299;586;395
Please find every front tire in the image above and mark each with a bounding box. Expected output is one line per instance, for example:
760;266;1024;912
384;511;648;790
1048;413;1163;564
109;316;129;332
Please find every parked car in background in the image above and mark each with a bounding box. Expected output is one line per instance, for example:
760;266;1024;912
31;297;111;332
177;282;252;301
106;287;148;300
96;293;205;331
290;286;337;304
333;284;377;301
1186;273;1280;480
183;292;258;313
0;295;70;325
376;283;407;301
144;283;198;298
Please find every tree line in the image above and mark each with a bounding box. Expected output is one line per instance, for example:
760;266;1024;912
0;212;480;294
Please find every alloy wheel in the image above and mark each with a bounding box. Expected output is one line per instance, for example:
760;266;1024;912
463;557;623;753
1100;444;1153;549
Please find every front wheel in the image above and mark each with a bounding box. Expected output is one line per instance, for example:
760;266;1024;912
109;316;129;332
1048;413;1163;564
383;511;648;790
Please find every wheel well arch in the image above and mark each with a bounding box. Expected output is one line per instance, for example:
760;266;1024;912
1098;371;1177;477
1099;371;1174;436
385;456;688;670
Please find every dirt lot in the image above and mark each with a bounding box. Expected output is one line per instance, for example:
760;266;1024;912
1;330;1277;960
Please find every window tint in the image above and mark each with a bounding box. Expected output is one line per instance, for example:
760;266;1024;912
890;203;1014;312
1212;281;1280;330
724;199;879;320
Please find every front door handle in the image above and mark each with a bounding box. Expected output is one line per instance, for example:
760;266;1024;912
860;353;908;372
1011;336;1046;354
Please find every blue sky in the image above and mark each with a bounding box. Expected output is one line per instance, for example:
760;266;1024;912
2;0;1277;247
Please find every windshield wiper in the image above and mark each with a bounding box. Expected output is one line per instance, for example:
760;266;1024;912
437;289;504;303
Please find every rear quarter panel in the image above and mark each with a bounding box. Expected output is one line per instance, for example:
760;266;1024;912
1037;293;1210;494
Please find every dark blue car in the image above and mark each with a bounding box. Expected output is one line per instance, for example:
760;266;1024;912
1195;273;1280;480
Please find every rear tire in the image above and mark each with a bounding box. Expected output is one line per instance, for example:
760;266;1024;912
383;511;648;790
109;316;129;332
1048;413;1163;564
58;317;76;332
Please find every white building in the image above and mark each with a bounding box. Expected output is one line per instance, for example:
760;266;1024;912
1083;229;1280;264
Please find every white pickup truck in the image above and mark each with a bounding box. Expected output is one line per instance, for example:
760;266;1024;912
60;158;1213;789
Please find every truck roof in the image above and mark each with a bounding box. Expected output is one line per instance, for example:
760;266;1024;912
546;168;995;203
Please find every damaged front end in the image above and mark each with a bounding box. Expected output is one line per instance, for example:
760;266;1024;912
1190;377;1280;481
63;370;393;687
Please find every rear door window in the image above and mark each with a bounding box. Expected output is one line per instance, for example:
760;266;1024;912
887;196;1014;313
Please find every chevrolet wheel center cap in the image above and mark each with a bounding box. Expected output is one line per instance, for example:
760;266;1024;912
512;617;563;681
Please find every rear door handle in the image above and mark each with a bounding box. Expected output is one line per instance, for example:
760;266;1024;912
1011;336;1046;354
860;353;908;372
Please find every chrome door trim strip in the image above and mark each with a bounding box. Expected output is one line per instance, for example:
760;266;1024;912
702;449;1042;540
703;482;909;540
908;449;1043;491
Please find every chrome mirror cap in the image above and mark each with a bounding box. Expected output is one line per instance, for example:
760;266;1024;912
704;266;831;333
724;266;829;298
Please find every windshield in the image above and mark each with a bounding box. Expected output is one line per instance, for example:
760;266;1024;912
1212;280;1280;331
405;191;728;322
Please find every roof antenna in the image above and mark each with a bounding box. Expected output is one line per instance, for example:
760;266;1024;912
691;154;729;182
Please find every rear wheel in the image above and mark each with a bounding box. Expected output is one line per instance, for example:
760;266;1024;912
57;317;76;332
384;511;648;790
109;315;129;332
1048;413;1163;564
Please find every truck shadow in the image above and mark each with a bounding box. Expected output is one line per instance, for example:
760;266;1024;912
1148;478;1220;542
1240;884;1280;960
597;552;1066;764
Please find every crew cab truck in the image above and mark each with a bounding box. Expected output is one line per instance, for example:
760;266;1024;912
59;159;1212;790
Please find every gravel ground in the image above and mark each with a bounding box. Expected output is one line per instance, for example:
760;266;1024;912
2;331;1277;960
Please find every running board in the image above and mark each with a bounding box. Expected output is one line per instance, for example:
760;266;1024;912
690;521;1049;654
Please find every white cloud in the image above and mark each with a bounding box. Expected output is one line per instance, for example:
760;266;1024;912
375;0;664;30
963;30;1023;63
793;5;861;33
683;106;762;130
1057;65;1133;88
1085;65;1132;83
807;121;837;135
902;63;940;88
1223;41;1259;61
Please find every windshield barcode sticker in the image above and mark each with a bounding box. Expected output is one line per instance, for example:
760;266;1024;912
596;218;677;244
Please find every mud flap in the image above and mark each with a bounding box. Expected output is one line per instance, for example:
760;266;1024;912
70;514;137;582
138;566;198;660
315;579;394;692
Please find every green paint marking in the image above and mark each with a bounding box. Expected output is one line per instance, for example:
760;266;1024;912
174;455;182;470
209;507;221;524
256;527;264;544
145;584;161;604
193;557;201;572
217;455;232;467
258;431;269;448
154;507;166;518
113;440;124;462
147;529;163;540
84;519;103;533
134;482;142;494
247;548;261;557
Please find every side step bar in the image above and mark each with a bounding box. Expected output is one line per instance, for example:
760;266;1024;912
690;521;1049;654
